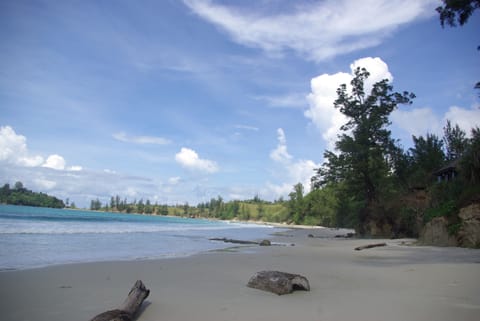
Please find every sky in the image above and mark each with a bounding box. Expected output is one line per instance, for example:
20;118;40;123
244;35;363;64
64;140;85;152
1;0;479;208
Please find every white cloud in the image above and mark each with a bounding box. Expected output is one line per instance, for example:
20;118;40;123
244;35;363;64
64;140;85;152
350;57;393;92
34;178;57;190
184;0;437;62
18;155;45;168
306;57;392;149
0;125;44;167
168;176;182;185
270;128;292;163
255;93;307;109
444;106;480;136
42;154;66;170
175;147;219;173
234;124;259;131
264;182;292;199
391;105;480;139
391;107;441;137
0;125;82;171
113;132;171;145
267;128;319;199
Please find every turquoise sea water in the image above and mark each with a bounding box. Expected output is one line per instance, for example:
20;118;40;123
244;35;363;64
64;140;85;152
0;205;280;270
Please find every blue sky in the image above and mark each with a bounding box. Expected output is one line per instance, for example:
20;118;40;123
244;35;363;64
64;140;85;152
1;0;479;207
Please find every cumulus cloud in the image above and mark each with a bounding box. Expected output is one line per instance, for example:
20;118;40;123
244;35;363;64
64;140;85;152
392;105;480;139
42;154;66;170
267;128;319;198
391;107;441;137
113;132;171;145
0;126;44;167
444;106;480;135
0;125;81;171
305;58;480;147
183;0;437;62
175;147;219;173
306;57;392;149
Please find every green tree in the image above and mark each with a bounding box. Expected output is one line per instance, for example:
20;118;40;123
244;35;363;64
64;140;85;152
303;184;338;227
437;0;480;27
443;120;468;160
0;182;64;208
137;199;145;213
312;68;415;235
256;202;265;220
90;198;102;211
409;133;446;185
460;127;480;184
287;183;305;224
145;199;153;214
14;181;25;191
110;196;115;210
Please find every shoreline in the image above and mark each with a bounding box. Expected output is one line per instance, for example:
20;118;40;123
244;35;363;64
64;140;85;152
0;225;352;273
1;228;480;321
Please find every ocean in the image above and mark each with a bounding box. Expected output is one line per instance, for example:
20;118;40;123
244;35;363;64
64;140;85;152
0;204;282;271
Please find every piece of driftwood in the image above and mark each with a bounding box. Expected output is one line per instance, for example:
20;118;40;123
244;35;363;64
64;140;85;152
354;242;387;251
90;280;150;321
247;270;310;295
209;237;259;245
335;232;356;238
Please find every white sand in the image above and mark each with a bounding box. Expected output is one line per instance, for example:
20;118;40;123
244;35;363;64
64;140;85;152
1;229;480;321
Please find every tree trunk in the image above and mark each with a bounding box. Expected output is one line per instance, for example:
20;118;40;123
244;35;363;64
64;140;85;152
90;280;150;321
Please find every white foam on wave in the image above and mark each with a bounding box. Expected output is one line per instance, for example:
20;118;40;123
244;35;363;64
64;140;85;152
0;220;268;235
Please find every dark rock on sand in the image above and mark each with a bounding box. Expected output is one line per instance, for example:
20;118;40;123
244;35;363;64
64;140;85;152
247;270;310;295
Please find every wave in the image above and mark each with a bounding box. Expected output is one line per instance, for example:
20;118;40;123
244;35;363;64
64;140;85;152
0;221;269;235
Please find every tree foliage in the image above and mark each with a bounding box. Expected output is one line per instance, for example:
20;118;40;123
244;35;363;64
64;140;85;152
436;0;480;27
0;182;65;208
460;127;480;185
312;68;415;234
443;119;468;160
437;0;480;93
408;133;446;186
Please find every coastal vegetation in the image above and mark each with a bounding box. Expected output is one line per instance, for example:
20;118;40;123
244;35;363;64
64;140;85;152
5;71;477;240
0;181;65;208
5;1;479;242
88;70;479;239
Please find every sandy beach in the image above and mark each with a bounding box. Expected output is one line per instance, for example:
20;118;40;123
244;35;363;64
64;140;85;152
1;228;480;321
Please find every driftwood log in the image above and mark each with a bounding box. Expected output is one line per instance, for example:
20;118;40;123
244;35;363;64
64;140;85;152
90;280;150;321
210;237;271;246
210;237;259;245
354;242;387;251
247;270;310;295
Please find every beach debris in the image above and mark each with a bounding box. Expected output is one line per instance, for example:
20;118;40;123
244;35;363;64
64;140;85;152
335;232;356;238
90;280;150;321
247;270;310;295
354;242;387;251
259;239;271;246
209;237;259;245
